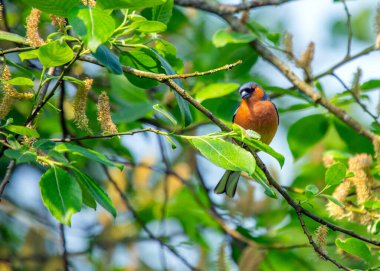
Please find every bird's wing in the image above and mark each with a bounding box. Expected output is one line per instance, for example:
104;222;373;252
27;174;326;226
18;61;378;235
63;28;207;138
232;106;239;123
273;103;279;124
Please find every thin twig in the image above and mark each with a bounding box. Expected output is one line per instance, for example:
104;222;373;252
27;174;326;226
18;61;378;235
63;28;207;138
314;46;374;80
331;73;379;124
0;46;35;56
59;224;69;271
50;128;168;142
103;166;200;271
0;160;15;201
342;0;352;58
174;0;294;14
295;209;351;271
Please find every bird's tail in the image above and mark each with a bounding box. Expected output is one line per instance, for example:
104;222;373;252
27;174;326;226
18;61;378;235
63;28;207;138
214;170;241;197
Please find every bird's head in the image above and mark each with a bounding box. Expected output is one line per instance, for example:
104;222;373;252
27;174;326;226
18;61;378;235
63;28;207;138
239;82;269;102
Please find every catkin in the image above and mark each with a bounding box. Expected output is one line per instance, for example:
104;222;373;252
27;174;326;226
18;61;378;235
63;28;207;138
97;91;118;134
26;8;45;47
73;78;92;132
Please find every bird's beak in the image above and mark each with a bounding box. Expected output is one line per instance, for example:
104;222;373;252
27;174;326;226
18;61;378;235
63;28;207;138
240;90;250;99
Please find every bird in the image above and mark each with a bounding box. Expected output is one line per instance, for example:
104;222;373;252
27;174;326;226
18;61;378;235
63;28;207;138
214;82;279;197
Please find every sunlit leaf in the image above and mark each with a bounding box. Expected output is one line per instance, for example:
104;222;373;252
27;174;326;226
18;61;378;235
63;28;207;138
325;162;346;186
7;77;34;87
39;167;82;225
68;7;115;52
188;136;256;175
5;125;39;138
24;0;81;16
196;83;239;103
212;29;256;48
335;238;371;263
38;40;74;68
0;31;28;44
152;0;174;24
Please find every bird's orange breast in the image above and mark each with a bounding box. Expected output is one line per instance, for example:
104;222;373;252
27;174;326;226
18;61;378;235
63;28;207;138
234;99;279;144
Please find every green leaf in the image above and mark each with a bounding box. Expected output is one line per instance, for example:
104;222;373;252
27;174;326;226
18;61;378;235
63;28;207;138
363;200;380;210
248;139;284;167
153;104;178;126
23;0;81;16
18;50;39;61
152;0;173;24
5;125;39;138
38;40;74;68
321;194;345;207
335;238;371;263
148;47;192;126
39;167;82;225
188;137;256;175
287;114;329;159
155;39;183;73
212;29;256;48
33;139;56;150
68;7;115;52
92;44;123;74
334;118;374;154
131;20;167;33
325;162;346;186
196;83;239;103
119;49;164;88
370;220;380;235
7;77;34;87
54;143;124;170
361;79;380;91
73;170;117;217
304;184;319;198
79;181;97;210
0;31;28;44
97;0;166;10
4;148;37;164
251;166;277;198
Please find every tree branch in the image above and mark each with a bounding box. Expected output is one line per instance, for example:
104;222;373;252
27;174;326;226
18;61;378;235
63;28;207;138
175;0;295;14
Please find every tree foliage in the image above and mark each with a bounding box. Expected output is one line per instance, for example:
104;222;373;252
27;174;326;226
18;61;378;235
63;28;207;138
0;0;379;270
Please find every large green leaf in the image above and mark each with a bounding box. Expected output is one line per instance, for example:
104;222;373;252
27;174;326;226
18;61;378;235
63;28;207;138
4;147;37;164
287;114;329;159
54;143;124;170
92;44;123;74
38;40;74;68
196;83;239;103
7;77;34;87
335;238;371;263
188;137;256;175
23;0;81;16
0;31;28;44
325;162;346;186
333;118;374;154
152;0;174;24
68;7;115;52
5;125;39;138
39;167;82;225
119;49;164;88
130;20;167;33
361;79;380;91
212;29;256;48
155;39;183;73
73;170;117;217
97;0;166;10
